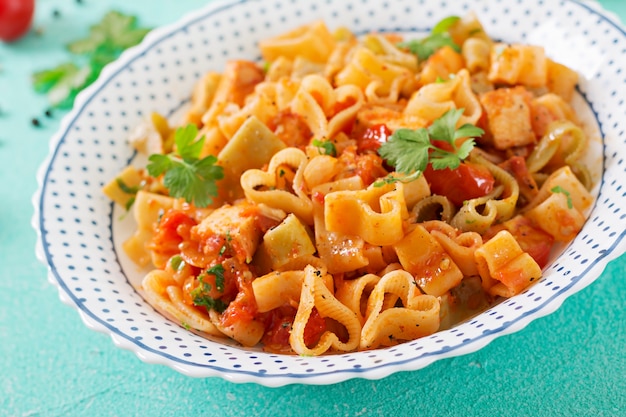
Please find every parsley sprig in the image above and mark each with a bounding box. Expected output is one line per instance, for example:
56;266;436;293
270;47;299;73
377;109;483;183
397;15;461;62
147;124;224;208
32;11;151;109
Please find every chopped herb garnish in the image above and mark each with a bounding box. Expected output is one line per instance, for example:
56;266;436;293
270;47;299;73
206;264;225;293
377;108;483;184
124;196;136;211
219;231;232;256
190;268;228;314
192;292;228;313
169;255;185;271
551;185;573;209
312;139;337;157
147;124;224;207
115;178;140;194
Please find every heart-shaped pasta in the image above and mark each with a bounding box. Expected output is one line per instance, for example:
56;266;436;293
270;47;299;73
360;269;440;350
404;69;482;126
324;181;408;246
291;74;364;139
335;46;416;98
142;270;221;337
290;265;361;355
451;154;520;233
421;220;483;277
240;147;314;225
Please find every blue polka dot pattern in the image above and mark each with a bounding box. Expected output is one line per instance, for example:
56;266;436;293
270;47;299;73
33;0;626;386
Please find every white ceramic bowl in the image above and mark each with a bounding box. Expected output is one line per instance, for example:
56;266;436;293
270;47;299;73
33;0;626;386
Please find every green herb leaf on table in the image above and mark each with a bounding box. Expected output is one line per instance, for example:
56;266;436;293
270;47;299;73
147;124;225;208
377;108;484;184
32;11;151;109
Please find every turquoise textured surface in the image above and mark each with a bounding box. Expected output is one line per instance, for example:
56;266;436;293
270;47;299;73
2;0;625;416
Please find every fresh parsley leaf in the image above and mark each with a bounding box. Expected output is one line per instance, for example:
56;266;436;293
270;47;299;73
175;124;205;159
551;186;573;209
398;33;460;62
147;124;224;208
312;139;337;157
67;11;150;54
397;15;461;62
378;128;430;176
431;16;461;34
377;108;484;181
32;11;150;109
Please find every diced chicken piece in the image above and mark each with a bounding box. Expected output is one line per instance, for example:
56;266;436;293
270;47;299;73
479;86;536;150
488;43;547;88
192;204;262;263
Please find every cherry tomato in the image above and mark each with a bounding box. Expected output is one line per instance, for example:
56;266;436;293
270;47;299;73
423;161;495;206
354;123;392;153
0;0;35;42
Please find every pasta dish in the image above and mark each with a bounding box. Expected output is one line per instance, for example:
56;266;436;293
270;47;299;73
103;13;594;355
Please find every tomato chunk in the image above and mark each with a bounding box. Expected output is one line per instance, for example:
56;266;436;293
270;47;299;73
150;210;197;257
262;306;296;353
354;123;392;153
423;162;495;206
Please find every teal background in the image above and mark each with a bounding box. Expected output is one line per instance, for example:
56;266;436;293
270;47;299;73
1;0;625;416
